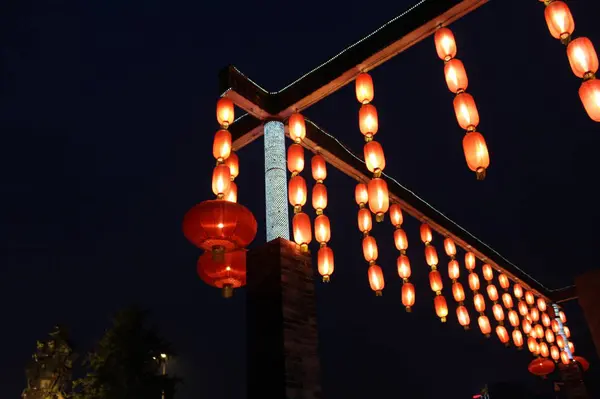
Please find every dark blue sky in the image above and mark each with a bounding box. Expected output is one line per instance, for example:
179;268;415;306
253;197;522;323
1;0;599;398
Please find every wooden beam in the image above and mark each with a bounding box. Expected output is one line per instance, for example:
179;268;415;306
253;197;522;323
229;114;264;151
219;66;274;119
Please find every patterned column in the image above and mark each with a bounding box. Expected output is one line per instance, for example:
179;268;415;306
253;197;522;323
264;120;290;241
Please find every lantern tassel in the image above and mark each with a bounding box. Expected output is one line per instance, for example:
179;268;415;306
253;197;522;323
222;284;234;299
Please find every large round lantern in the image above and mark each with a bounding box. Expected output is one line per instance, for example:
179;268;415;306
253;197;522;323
574;356;590;372
183;200;258;259
197;249;246;298
528;358;555;378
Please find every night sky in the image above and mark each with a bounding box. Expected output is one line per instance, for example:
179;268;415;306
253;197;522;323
2;0;600;398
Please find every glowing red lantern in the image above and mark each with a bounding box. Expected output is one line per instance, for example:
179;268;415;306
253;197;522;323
540;342;550;358
429;270;444;294
312;183;328;214
425;245;439;268
397;255;411;280
525;291;535;305
289;113;306;143
465;251;476;271
420;223;433;244
212;165;231;198
534;324;544;339
311;155;327;182
444;238;456;258
216;97;234;128
546;329;555;344
528;337;540;354
394;228;408;252
542;312;551;327
482;264;493;281
358;208;372;234
478;315;492;336
224;182;238;203
508;310;519;327
367;178;389;221
362;236;379;263
568;341;575;354
522;319;532;335
552;319;560;333
499;273;510;290
355;183;369;207
197;249;246;298
225;152;239;180
434;295;449;323
368;264;385;295
314;215;331;245
529;358;555;377
502;293;514;309
463;131;490;180
457;305;471;329
364;141;386;176
530;308;540;322
560;351;570;365
544;1;575;40
390;204;404;228
537;298;547;312
513;284;524;299
567;37;598;79
292;212;312;251
487;285;499;302
469;273;481;291
557;335;565;349
474;293;486;313
402;282;416;311
359;104;378;139
213;129;232;162
513;329;524;347
493;303;505;322
551;346;560;361
434;27;457;61
453;93;480;131
496;325;510;345
444;59;469;93
452;282;466;302
448;260;460;280
563;326;571;338
559;311;567;323
287;144;305;174
518;301;529;317
288;175;307;212
356;72;374;104
318;246;334;282
574;356;590;372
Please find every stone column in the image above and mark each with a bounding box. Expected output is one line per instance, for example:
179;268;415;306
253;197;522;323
264;120;290;241
575;269;600;359
246;238;322;399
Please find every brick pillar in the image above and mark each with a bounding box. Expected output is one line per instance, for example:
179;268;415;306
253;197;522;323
575;269;600;359
246;238;322;399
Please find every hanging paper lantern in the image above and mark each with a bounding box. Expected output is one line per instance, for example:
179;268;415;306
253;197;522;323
312;183;328;214
355;183;369;207
542;312;551;327
496;326;510;345
482;264;493;281
225;152;239;181
292;212;312;251
474;293;486;313
530;308;540;322
359;104;379;140
367;178;389;221
311;155;327;182
452;282;466;302
216;97;234;128
525;291;535;305
314;215;331;245
287;144;305;174
567;37;598;79
212;165;232;198
528;358;555;378
213;129;232;162
420;223;433;245
502;293;514;309
358;208;373;234
568;341;575;354
318;246;334;282
394;228;409;252
544;1;575;41
518;301;529;317
534;324;545;339
453;93;480;131
487;285;499;302
463;131;490;180
579;78;600;121
444;59;469;93
493;304;505;322
434;27;457;61
429;270;444;294
397;255;411;280
574;356;590;372
522;319;532;335
368;264;385;296
434;295;449;323
508;310;520;327
546;329;555;344
197;249;246;298
457;305;471;329
559;311;567;323
552;319;560;333
224;181;238;203
356;72;374;104
513;329;524;348
425;245;439;268
364;141;386;176
478;315;492;336
499;273;510;290
469;273;481;291
513;284;524;299
563;326;571;338
528;337;540;354
288;175;308;212
362;236;379;263
444;238;457;258
390;204;404;228
557;335;565;349
537;298;547;312
560;351;570;365
448;260;460;280
402;282;416;311
551;345;560;361
465;251;476;270
289;113;306;143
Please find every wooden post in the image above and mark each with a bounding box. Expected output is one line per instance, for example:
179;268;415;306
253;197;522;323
246;238;322;399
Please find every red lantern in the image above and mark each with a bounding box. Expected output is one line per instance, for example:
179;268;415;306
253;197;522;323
394;228;409;252
452;282;466;302
358;208;372;234
434;295;449;323
225;152;239;180
525;291;535;305
546;329;555;344
496;325;510;344
552;319;560;333
402;282;416;311
463;131;490;180
364;141;386;176
561;351;570;365
453;93;480;131
559;311;567;324
508;310;520;327
197;249;246;298
574;356;590;372
528;337;540;354
444;59;469;94
465;251;476;271
356;72;374;104
502;293;514;309
312;183;328;214
425;245;439;268
537;298;547;312
287;144;305;174
563;326;571;338
542;312;551;327
457;305;471;329
448;260;460;280
314;215;331;245
513;283;524;299
311;155;327;182
292;212;312;251
530;308;540;322
359;104;378;139
557;335;565;349
367;178;389;221
544;1;575;40
482;264;493;281
318;246;334;282
288;175;307;212
429;270;444;294
478;315;492;336
289;113;306;143
390;204;404;228
362;236;379;263
499;273;510;290
568;341;575;354
513;329;524;347
368;264;385;295
567;37;598;78
216;97;234;128
518;301;529;317
213;129;232;162
534;324;545;339
487;285;499;302
522;319;532;335
444;238;456;258
528;358;555;378
493;303;505;322
420;223;433;244
469;273;481;291
474;293;486;313
224;181;238;203
183;200;258;255
355;183;369;207
212;165;231;198
551;345;561;361
434;27;457;61
397;255;411;280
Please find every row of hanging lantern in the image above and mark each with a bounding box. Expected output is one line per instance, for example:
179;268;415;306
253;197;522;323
391;204;415;311
182;98;258;298
540;0;600;121
434;27;490;181
421;223;450;322
444;237;471;329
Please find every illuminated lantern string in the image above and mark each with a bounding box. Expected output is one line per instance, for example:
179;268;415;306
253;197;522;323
311;154;334;282
463;252;487;336
443;237;469;329
434;26;490;180
498;273;521;348
390;204;414;312
421;223;448;322
355;182;384;296
286;123;311;253
213;98;240;202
